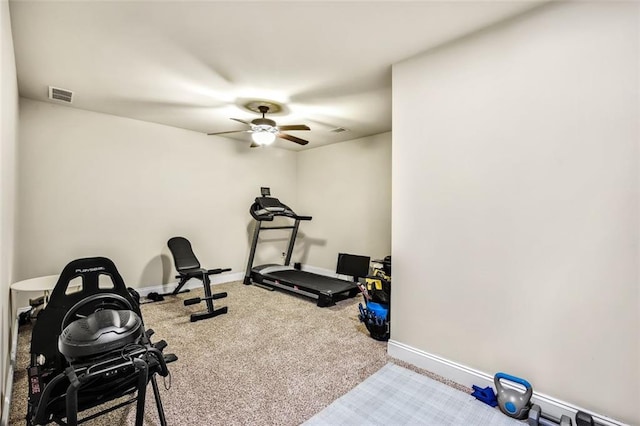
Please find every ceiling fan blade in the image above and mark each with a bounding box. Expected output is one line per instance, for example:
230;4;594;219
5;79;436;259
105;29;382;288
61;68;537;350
278;132;309;146
250;142;260;148
207;130;249;135
277;124;310;131
230;118;251;125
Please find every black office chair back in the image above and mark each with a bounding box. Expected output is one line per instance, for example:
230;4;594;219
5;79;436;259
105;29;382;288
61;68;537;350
168;236;201;272
27;257;174;426
31;257;141;372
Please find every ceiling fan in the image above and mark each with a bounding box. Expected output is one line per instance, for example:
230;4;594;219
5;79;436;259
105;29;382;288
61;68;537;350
208;105;310;148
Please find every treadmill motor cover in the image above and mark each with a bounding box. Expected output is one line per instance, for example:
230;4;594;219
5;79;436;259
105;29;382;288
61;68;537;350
58;309;143;361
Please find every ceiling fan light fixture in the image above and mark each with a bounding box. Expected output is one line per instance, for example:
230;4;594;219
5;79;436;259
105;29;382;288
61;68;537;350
252;129;276;146
208;103;310;147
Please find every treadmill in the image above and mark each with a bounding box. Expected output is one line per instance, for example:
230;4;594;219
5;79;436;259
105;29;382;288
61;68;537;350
244;188;368;307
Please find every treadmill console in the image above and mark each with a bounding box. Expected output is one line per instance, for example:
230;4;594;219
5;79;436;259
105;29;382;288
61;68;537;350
249;192;312;221
257;197;285;211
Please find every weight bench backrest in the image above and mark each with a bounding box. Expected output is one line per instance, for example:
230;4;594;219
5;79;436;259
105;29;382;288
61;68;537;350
168;237;201;272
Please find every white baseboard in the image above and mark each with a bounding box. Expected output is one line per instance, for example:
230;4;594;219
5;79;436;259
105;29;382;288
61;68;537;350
10;272;245;314
388;340;628;426
137;271;244;297
298;264;333;275
298;264;355;282
255;263;356;283
2;307;29;426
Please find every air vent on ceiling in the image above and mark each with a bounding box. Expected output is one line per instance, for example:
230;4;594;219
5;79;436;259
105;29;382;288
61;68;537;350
330;127;349;133
48;86;74;103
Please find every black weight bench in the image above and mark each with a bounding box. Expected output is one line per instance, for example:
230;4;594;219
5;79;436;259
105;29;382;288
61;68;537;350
168;236;230;322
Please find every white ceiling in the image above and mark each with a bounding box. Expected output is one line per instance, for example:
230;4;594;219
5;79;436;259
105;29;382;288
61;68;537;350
9;0;545;151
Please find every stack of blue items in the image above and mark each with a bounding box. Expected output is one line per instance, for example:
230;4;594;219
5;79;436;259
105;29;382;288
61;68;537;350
358;301;389;341
356;256;391;341
471;385;498;407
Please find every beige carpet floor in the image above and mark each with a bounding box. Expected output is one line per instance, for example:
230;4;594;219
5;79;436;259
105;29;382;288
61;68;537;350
9;281;468;425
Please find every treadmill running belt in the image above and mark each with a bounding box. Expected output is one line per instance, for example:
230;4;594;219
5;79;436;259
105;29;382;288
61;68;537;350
263;270;356;295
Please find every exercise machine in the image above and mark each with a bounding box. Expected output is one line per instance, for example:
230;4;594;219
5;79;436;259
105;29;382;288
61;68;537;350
244;188;369;307
167;236;231;322
27;257;176;426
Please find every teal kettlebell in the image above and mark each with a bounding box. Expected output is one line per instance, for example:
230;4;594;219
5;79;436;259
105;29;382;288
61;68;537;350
494;372;533;419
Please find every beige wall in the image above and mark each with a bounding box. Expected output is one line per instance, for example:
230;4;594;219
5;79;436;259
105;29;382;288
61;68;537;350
16;98;298;289
392;2;638;424
0;0;18;416
15;99;391;288
296;133;391;270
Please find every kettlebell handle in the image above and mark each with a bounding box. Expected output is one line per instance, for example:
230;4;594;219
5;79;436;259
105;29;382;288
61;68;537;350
495;372;533;397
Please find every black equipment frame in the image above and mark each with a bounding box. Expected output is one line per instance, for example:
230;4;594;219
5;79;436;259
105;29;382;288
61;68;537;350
243;192;365;307
26;257;176;426
167;236;231;322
